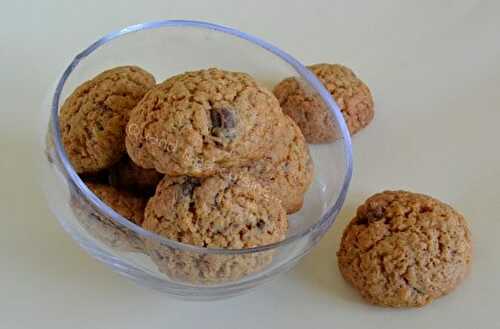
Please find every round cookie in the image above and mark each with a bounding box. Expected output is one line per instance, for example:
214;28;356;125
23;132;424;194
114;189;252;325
142;173;287;283
59;66;156;173
273;63;374;143
126;68;285;177
231;115;313;214
337;191;472;307
143;173;288;248
108;157;163;195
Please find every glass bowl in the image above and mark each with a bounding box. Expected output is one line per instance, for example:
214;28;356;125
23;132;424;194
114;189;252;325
40;20;353;300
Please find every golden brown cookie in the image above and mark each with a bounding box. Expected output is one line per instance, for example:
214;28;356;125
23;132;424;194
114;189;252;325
142;173;287;283
230;115;313;214
126;68;284;177
337;191;472;307
273;63;374;143
60;66;156;173
108;157;163;195
143;173;288;248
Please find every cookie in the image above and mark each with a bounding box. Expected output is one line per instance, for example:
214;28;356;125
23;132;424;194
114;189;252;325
230;114;313;214
273;63;374;143
126;68;284;177
143;173;288;248
59;66;156;173
72;182;148;253
108;157;163;195
337;191;472;307
142;173;287;283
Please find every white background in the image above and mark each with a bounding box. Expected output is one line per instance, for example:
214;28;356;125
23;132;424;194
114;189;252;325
1;1;500;328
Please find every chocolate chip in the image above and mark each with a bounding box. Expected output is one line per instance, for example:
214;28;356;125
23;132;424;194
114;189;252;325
181;177;201;197
211;107;235;129
210;107;237;141
257;219;266;230
355;216;369;225
420;205;433;213
210;109;222;129
188;200;196;217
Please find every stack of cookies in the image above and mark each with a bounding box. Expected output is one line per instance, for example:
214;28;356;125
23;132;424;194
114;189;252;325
60;66;315;280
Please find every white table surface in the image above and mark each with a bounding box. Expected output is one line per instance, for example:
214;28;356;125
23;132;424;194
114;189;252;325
2;1;500;328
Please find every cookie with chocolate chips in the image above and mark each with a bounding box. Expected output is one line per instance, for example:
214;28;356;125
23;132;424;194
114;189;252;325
125;68;284;177
142;172;287;283
143;173;288;248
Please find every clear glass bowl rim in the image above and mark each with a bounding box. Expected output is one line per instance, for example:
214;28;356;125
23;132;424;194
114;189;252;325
50;19;353;255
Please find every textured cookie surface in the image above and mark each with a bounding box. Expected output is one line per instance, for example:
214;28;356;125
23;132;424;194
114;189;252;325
337;191;472;307
143;173;288;248
86;182;147;225
273;63;374;143
60;66;155;173
108;157;163;195
126;68;284;177
231;115;313;214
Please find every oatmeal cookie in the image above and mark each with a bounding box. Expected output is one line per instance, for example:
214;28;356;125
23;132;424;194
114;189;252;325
142;173;288;283
59;66;155;173
337;190;472;307
143;173;288;248
126;68;284;177
273;63;374;143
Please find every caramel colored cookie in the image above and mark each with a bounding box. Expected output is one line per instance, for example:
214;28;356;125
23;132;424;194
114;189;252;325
108;157;163;195
143;173;288;248
337;191;472;307
60;66;156;173
142;173;286;283
231;115;313;214
126;68;284;177
273;63;374;143
86;182;147;225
